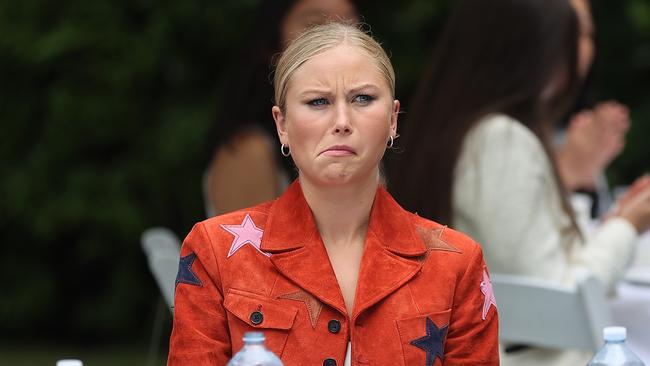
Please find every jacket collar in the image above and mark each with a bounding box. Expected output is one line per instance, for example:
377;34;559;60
261;180;427;317
262;179;427;257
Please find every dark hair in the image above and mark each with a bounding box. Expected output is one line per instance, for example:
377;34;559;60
388;0;581;228
204;0;297;175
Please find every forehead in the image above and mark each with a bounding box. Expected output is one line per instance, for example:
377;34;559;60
288;44;389;91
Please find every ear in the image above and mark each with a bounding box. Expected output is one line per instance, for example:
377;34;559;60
390;99;400;137
272;106;289;146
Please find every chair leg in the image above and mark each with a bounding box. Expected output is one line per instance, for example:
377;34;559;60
146;296;167;366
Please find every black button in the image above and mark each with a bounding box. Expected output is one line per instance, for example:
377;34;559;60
250;311;263;325
327;319;341;334
323;358;337;366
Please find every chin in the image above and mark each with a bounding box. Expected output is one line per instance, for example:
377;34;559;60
301;164;377;187
305;169;355;187
322;172;354;185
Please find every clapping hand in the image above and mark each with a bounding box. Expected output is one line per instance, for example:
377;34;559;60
557;101;630;190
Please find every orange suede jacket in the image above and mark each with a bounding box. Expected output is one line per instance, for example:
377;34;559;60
168;181;499;365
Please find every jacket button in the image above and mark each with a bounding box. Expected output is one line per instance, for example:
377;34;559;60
250;311;263;325
323;358;337;366
327;319;341;334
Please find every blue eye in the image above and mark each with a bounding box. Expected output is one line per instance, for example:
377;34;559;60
354;94;374;104
308;98;329;107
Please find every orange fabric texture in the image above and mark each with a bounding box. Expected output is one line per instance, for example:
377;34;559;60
168;180;499;365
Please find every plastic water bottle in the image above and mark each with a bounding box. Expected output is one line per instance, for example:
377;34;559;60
56;360;83;366
227;332;284;366
587;326;645;366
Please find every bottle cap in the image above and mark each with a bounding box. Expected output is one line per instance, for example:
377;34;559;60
603;326;627;342
56;360;83;366
243;331;265;343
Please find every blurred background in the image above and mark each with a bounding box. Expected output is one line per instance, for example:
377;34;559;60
1;0;648;364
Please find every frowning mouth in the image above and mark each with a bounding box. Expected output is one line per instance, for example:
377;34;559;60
320;145;356;156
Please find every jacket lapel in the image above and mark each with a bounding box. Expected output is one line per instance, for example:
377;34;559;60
261;181;347;315
352;187;427;320
261;181;427;319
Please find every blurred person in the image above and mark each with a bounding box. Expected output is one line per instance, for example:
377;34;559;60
388;0;650;364
168;23;499;365
204;0;357;217
555;0;631;217
558;100;630;220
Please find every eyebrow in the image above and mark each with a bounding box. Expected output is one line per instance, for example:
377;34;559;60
298;88;331;97
298;84;381;96
348;84;380;94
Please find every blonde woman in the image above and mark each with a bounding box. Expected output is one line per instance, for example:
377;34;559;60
169;23;499;366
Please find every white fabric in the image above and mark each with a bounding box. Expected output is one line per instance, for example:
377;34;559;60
452;114;640;366
610;280;650;364
611;232;650;363
344;341;351;366
453;114;637;290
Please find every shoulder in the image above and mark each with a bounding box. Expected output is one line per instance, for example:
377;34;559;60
210;129;277;174
408;212;484;263
210;128;277;173
186;200;276;255
217;128;275;154
200;200;275;235
468;113;541;149
458;113;547;175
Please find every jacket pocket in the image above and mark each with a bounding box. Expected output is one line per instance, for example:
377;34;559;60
396;309;451;366
224;288;298;358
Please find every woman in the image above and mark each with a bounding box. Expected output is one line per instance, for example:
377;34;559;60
169;23;499;365
204;0;357;217
388;0;650;364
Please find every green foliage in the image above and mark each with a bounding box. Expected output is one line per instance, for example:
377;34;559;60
591;0;650;184
0;0;252;341
0;0;648;344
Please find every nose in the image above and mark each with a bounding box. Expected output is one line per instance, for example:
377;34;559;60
332;104;352;135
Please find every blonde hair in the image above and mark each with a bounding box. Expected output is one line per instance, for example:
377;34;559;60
273;22;395;112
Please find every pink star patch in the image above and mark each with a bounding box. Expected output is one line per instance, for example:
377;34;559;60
221;214;269;258
480;267;497;320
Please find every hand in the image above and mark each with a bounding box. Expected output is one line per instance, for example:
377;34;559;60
556;101;630;190
615;175;650;233
617;174;650;208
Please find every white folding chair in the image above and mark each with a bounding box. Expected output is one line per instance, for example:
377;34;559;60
141;227;182;365
492;271;612;352
141;227;181;311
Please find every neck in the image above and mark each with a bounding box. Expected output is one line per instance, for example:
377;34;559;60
299;173;379;246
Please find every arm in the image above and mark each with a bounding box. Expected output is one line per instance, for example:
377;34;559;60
168;223;231;365
206;130;281;216
444;244;499;365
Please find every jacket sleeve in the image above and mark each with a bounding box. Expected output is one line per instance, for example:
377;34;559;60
444;244;500;365
168;222;231;365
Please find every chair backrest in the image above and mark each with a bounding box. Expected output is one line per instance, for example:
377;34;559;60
141;227;181;312
492;272;612;351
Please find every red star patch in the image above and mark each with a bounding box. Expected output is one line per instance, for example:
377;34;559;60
278;290;323;329
416;226;461;253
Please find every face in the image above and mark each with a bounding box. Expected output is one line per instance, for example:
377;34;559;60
281;0;357;44
571;0;595;78
272;44;399;187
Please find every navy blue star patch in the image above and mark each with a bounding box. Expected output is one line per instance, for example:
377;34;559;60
175;252;203;287
410;317;448;366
